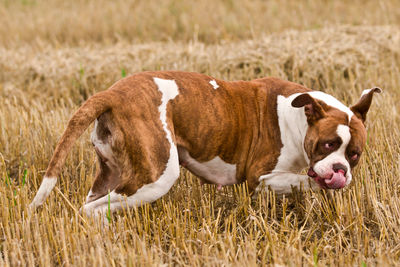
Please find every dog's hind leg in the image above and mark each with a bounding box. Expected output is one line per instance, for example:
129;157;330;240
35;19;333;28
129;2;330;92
81;77;181;220
82;142;180;218
85;113;122;204
80;127;180;219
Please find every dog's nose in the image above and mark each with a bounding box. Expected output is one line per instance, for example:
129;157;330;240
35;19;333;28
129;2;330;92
332;163;348;174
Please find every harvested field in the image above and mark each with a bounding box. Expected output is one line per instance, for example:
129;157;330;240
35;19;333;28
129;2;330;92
1;1;400;266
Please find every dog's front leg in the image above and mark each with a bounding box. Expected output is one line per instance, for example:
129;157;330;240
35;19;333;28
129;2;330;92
257;172;320;194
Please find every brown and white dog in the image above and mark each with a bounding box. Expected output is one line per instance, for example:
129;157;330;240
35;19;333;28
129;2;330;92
30;71;380;218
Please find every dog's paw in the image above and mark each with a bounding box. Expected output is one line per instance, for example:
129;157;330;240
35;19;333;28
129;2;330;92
28;200;41;211
79;205;91;217
27;200;43;217
308;178;322;191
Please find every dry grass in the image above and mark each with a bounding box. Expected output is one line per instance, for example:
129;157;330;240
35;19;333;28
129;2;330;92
1;0;400;46
1;1;400;266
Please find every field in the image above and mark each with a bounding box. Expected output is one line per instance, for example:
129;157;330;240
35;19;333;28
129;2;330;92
1;0;400;266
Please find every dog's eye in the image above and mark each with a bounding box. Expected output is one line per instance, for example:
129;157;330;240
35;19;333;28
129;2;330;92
324;142;335;150
350;153;359;161
320;138;342;152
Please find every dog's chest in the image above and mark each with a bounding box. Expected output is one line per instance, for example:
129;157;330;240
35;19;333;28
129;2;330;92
178;147;237;185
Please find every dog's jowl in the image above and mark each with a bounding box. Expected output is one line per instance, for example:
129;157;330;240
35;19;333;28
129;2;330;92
30;71;381;219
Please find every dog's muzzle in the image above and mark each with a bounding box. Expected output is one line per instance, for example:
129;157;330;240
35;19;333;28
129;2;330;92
307;166;347;189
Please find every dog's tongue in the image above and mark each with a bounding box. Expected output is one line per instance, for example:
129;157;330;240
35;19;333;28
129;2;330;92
325;170;346;189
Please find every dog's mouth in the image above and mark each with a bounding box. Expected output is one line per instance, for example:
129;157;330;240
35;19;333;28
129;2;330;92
307;168;347;189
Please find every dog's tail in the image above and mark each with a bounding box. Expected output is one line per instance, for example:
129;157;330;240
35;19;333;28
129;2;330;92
30;90;115;209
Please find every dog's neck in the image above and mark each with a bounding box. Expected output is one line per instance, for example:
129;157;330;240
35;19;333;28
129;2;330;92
274;93;310;172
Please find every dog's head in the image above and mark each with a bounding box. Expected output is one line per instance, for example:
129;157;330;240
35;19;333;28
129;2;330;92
291;88;381;189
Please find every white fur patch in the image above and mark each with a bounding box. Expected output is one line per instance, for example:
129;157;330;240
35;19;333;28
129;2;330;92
274;94;310;170
85;189;93;203
30;176;57;208
81;77;181;217
257;94;310;192
178;147;236;185
361;87;381;97
313;124;352;185
91;119;116;166
260;173;320;194
132;77;180;202
307;91;354;121
361;89;372;97
209;80;219;90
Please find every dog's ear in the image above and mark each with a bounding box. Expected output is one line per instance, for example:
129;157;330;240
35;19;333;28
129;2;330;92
350;87;382;123
291;93;326;124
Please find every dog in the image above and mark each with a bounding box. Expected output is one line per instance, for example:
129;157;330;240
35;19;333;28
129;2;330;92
30;71;380;218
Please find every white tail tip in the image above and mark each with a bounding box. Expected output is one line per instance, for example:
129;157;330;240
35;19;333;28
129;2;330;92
30;177;57;209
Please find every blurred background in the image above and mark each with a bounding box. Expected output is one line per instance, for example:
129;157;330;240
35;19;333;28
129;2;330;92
1;0;400;45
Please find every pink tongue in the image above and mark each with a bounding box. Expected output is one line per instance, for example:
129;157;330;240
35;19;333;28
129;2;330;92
325;171;346;189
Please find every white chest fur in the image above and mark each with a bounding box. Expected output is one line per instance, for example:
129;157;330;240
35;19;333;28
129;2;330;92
178;147;237;185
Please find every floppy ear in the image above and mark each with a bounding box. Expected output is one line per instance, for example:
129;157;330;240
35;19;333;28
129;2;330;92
350;87;382;123
291;93;326;124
